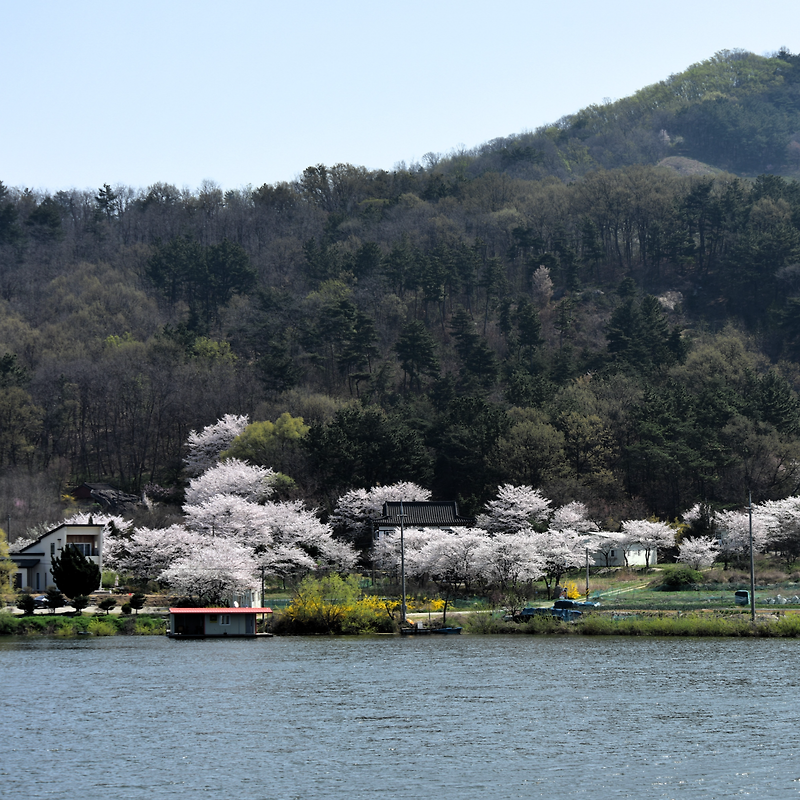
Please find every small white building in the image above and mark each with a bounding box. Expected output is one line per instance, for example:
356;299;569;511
10;522;105;593
591;540;652;568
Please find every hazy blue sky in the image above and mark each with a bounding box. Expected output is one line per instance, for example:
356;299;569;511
2;0;799;193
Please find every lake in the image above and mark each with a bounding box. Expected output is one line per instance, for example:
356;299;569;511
1;634;799;799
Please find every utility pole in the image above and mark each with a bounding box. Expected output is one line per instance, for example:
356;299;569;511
748;492;756;623
399;500;407;625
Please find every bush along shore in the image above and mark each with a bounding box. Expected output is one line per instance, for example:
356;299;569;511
461;610;800;637
0;612;167;637
3;610;800;638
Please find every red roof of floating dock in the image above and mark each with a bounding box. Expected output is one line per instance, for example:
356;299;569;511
169;607;273;614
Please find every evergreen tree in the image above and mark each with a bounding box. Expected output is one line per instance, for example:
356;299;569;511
51;545;101;600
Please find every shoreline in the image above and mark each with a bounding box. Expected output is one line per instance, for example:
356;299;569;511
3;608;800;638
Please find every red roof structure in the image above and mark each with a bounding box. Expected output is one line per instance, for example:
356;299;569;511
168;607;272;614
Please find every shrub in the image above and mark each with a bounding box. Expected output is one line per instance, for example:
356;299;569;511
656;565;703;590
565;581;581;599
121;603;132;615
462;613;520;634
134;617;167;635
279;574;394;634
0;612;18;634
520;615;570;635
129;592;147;614
16;593;35;615
71;595;90;614
87;618;116;636
45;586;65;613
98;598;117;615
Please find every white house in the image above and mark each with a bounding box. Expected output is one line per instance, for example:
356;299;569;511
591;540;652;567
10;522;105;593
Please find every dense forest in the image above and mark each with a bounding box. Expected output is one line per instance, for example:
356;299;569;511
4;48;800;536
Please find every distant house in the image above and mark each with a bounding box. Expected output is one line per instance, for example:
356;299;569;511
375;501;475;538
10;522;105;593
168;607;273;638
591;540;651;567
71;483;139;512
72;483;116;502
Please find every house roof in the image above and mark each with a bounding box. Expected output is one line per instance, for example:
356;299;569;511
10;557;41;567
376;501;475;528
11;522;103;556
13;523;103;553
169;607;273;614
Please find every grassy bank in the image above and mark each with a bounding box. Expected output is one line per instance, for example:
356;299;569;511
462;610;800;637
0;612;167;637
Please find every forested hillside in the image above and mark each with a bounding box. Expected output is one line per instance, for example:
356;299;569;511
4;48;800;536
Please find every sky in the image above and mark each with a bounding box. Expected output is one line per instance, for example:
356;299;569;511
2;0;800;194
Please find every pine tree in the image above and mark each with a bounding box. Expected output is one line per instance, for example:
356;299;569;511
51;545;101;600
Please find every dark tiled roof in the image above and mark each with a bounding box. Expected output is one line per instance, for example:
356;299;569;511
376;501;475;528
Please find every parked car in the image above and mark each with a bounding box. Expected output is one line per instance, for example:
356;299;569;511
32;595;49;609
514;598;601;622
553;599;601;610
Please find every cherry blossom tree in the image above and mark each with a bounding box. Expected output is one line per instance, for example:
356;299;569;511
404;528;487;623
8;535;36;553
184;413;249;476
184;458;275;506
549;501;599;534
476;484;551;534
330;482;431;542
474;531;545;590
530;528;584;596
676;537;719;570
755;496;800;567
253;499;358;573
183;494;275;540
160;538;259;605
715;509;768;568
67;511;133;536
107;524;202;582
181;492;358;579
620;519;676;569
682;502;717;536
369;527;434;573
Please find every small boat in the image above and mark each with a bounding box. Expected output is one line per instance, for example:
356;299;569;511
400;622;462;636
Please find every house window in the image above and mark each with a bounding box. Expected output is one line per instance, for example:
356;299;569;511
70;543;92;557
51;543;55;555
610;550;616;558
220;615;231;625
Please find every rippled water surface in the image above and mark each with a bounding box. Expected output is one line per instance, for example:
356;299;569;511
2;634;799;799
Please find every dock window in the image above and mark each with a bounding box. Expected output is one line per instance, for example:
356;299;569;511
220;615;231;625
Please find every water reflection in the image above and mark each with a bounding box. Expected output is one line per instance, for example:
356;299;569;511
1;635;798;799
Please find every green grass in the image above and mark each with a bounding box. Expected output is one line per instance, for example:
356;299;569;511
460;610;800;637
0;612;167;637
